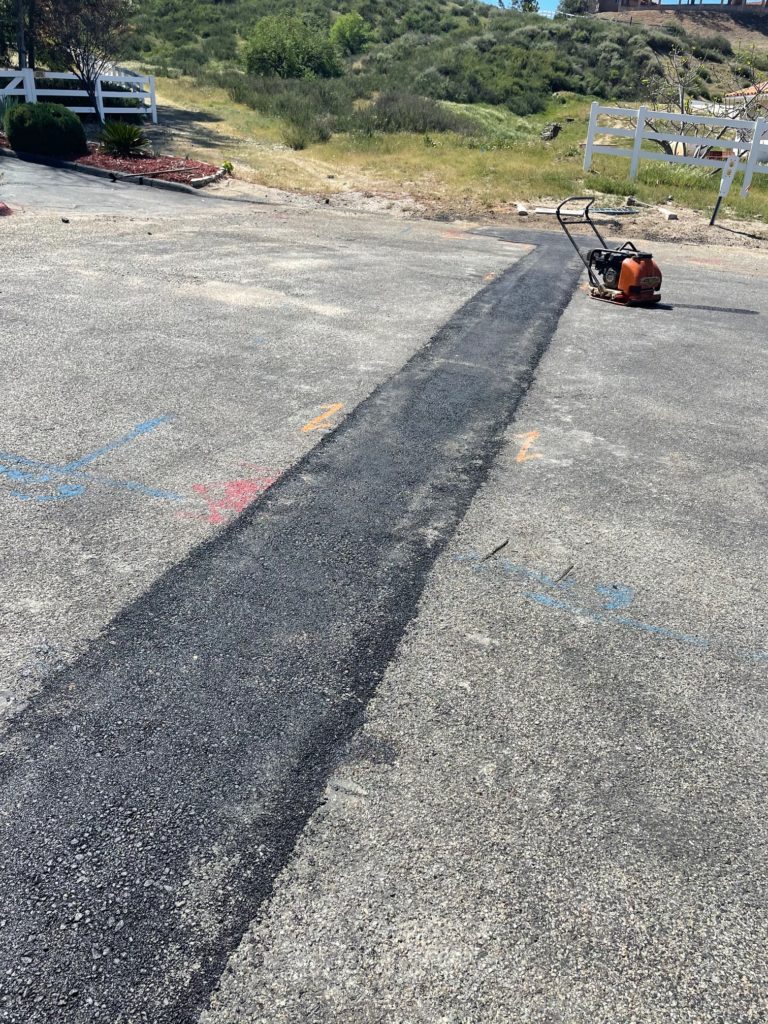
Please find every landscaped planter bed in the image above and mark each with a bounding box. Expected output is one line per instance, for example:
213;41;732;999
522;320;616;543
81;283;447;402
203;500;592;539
0;133;219;185
75;151;219;184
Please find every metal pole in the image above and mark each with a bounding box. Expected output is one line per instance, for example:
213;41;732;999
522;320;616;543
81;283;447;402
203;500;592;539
711;154;738;226
709;195;723;226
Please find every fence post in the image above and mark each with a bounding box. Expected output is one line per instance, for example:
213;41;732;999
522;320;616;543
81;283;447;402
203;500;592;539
740;116;767;197
583;101;599;171
629;105;647;180
21;67;35;103
148;76;158;124
95;76;105;121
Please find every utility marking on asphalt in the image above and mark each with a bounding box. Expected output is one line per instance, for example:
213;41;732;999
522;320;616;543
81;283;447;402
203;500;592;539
188;467;281;525
457;551;768;664
0;415;184;504
514;430;542;463
301;403;344;434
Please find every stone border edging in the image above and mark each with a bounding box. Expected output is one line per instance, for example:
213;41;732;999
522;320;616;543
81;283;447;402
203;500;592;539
190;166;226;189
0;146;224;196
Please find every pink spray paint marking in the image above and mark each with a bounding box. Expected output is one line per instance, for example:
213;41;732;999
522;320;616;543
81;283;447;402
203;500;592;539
189;466;280;525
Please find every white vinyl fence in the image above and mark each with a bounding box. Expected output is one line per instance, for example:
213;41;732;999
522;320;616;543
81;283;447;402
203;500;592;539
584;102;768;198
0;68;157;123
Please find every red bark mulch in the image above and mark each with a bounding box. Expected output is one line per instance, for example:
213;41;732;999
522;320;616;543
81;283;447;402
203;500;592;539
75;152;220;184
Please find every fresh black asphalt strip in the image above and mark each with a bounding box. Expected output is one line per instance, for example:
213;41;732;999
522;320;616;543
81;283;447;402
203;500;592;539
0;237;581;1024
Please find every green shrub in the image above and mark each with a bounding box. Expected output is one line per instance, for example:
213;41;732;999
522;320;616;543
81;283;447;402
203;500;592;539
282;123;311;149
0;96;17;133
353;93;476;135
244;15;343;79
5;102;87;158
556;0;591;14
173;44;207;75
208;70;360;136
707;33;733;57
99;121;150;157
330;12;370;56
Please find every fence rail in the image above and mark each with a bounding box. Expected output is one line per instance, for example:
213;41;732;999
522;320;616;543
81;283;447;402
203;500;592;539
0;69;157;124
584;102;768;198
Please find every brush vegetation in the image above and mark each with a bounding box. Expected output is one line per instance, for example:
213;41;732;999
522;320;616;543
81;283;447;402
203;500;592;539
119;1;768;220
152;76;768;224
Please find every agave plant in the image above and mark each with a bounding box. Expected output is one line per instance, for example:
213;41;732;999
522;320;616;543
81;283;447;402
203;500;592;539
99;120;150;157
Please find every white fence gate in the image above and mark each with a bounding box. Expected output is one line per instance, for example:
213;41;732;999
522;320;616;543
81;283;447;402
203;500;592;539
0;68;157;123
583;102;768;198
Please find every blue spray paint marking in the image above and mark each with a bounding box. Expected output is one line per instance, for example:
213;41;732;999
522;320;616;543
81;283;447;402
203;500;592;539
523;591;709;649
61;416;173;471
456;551;768;664
595;583;634;611
0;416;184;504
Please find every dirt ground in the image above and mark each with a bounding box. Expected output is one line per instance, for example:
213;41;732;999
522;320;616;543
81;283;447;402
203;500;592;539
515;200;768;249
206;174;423;218
598;8;768;52
208;174;768;249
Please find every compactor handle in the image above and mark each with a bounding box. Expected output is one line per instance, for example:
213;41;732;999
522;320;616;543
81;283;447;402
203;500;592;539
555;195;608;253
555;195;596;224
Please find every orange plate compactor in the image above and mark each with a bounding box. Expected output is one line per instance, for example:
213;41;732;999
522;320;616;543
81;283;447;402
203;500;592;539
556;196;662;306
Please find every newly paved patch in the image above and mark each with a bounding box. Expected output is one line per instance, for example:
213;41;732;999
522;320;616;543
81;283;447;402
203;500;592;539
0;202;525;720
202;246;768;1024
0;190;575;1022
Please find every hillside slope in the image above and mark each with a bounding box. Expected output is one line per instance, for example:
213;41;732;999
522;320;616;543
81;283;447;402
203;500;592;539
598;8;768;53
125;2;755;115
125;0;493;71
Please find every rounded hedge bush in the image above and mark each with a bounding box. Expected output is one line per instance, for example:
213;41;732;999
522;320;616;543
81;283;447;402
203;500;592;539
5;102;88;158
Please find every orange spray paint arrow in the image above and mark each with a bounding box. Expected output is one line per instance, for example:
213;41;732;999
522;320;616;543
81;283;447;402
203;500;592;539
301;403;344;434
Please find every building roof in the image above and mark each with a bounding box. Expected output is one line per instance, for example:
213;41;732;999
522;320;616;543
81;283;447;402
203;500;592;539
725;82;768;98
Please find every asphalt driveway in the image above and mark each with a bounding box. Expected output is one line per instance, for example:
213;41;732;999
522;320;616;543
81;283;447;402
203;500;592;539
205;239;768;1024
0;161;766;1024
0;150;221;214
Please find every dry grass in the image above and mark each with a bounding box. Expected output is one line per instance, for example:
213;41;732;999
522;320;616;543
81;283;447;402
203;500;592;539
151;77;768;223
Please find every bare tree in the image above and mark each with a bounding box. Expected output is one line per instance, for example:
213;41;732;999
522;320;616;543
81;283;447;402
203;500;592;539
642;47;739;161
724;48;768;122
42;0;130;122
643;44;768;167
647;47;703;117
